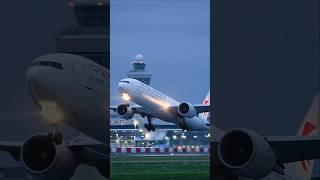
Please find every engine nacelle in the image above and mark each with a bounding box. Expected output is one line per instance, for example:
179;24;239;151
178;102;197;118
117;104;134;119
217;129;276;178
21;135;77;180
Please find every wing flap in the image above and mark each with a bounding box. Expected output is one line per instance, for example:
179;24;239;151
194;104;211;114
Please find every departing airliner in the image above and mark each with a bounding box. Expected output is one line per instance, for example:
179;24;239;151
111;78;211;131
0;53;108;179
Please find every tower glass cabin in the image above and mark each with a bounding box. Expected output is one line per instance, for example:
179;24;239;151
127;54;152;85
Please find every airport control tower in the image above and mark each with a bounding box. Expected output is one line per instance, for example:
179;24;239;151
127;54;152;85
56;0;109;69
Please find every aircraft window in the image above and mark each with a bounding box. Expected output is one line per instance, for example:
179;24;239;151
51;62;58;69
36;61;63;70
39;61;50;66
56;63;63;70
31;61;39;66
121;81;130;84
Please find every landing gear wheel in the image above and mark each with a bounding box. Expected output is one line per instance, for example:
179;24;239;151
47;132;63;145
48;123;63;145
54;133;63;145
147;114;153;122
47;132;54;141
144;123;156;132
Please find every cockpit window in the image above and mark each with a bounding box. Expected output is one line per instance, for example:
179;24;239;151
33;61;63;70
31;61;39;66
120;80;130;84
39;61;50;66
56;63;63;70
51;62;58;69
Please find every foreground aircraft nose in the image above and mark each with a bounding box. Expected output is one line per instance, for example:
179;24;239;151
26;66;60;102
118;80;130;93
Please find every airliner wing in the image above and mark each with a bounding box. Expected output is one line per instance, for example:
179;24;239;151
0;141;22;149
0;141;22;161
212;136;320;164
0;138;108;173
266;136;320;163
193;104;211;113
110;105;143;113
110;106;117;112
167;104;211;114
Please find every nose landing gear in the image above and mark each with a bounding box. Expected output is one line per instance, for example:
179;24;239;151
47;123;63;145
144;123;155;132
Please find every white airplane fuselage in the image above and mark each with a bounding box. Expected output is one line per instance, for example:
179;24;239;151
118;78;209;131
26;53;108;143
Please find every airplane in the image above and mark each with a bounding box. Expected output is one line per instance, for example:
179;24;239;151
110;78;211;132
0;53;109;180
212;93;320;180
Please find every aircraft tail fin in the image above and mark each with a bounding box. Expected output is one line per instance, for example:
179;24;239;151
292;93;319;179
297;93;319;137
200;91;210;120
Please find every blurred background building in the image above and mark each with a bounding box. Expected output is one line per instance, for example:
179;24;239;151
57;0;109;68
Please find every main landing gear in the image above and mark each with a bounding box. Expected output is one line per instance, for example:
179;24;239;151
144;115;155;132
47;123;63;145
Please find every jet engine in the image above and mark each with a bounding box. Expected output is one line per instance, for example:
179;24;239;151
117;104;134;119
217;129;276;178
178;102;197;118
21;135;77;180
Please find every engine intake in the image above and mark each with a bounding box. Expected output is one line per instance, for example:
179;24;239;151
21;135;77;179
117;104;134;119
218;129;276;178
178;102;197;118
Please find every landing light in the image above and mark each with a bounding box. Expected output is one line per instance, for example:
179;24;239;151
162;102;170;110
172;135;177;140
122;93;131;101
39;101;64;123
145;133;151;139
133;120;138;126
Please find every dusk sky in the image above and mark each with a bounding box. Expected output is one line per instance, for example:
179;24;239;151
110;0;210;105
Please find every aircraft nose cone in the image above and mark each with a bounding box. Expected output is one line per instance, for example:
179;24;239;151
26;68;59;101
118;82;128;93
